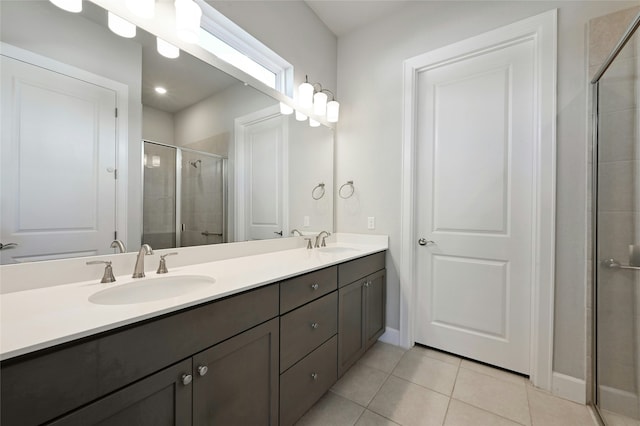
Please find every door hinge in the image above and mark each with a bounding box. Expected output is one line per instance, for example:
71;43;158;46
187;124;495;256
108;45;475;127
113;169;118;179
114;231;117;239
115;108;118;118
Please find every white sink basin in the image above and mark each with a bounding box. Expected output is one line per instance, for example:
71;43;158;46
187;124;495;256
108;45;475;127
317;246;361;255
89;275;215;305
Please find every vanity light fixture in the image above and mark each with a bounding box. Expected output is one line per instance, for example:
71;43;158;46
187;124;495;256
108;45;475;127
309;118;320;128
108;11;136;38
155;86;168;94
126;0;155;19
157;37;180;59
279;102;294;115
175;0;202;43
297;75;340;123
50;0;82;13
295;111;307;122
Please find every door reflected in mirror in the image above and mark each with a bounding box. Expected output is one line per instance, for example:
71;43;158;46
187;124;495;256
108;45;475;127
0;0;333;264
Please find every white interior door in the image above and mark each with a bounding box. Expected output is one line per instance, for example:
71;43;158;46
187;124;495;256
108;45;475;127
1;55;117;264
414;34;536;374
242;114;287;240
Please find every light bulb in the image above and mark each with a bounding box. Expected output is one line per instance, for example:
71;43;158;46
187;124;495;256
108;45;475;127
309;118;320;127
175;0;202;44
155;87;167;94
326;100;340;123
126;0;154;19
298;81;314;109
157;38;180;59
313;92;327;116
108;12;136;38
295;111;307;122
50;0;82;13
279;102;294;115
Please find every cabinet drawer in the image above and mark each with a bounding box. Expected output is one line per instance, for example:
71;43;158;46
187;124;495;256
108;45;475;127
338;252;385;287
280;291;337;373
280;336;337;426
280;266;337;313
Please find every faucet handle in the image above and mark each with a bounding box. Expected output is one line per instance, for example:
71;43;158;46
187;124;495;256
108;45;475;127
304;238;313;250
157;252;178;274
321;233;331;247
86;260;116;283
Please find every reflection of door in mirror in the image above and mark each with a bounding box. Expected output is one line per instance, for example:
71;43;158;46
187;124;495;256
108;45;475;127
1;54;117;264
142;142;227;249
235;107;288;241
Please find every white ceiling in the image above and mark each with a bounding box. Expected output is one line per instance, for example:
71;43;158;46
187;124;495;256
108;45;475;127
304;0;409;37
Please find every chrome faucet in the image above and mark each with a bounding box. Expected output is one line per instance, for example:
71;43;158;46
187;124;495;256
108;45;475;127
132;244;153;278
110;239;126;253
291;229;303;236
314;231;331;248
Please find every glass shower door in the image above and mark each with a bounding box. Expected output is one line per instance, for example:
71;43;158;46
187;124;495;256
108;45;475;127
142;142;177;249
594;18;640;425
180;150;226;247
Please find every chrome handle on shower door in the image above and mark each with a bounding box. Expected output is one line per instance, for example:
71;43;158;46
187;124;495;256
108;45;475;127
602;258;640;271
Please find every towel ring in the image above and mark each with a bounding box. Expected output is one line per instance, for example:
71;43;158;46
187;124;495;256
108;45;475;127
312;183;325;200
339;180;355;199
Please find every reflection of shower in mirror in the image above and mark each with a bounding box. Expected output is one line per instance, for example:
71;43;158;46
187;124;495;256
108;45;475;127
189;159;201;168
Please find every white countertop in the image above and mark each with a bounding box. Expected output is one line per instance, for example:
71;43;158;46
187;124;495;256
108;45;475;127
0;237;387;361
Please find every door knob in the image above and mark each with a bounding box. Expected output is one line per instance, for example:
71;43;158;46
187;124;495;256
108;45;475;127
274;230;283;236
418;238;435;246
197;365;208;377
181;374;193;385
0;242;18;250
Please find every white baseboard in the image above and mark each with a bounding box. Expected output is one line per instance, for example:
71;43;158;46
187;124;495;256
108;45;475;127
552;372;586;404
599;385;639;419
378;327;400;346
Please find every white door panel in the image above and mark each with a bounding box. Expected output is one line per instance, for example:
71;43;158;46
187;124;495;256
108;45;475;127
1;55;117;263
415;38;535;374
244;115;286;240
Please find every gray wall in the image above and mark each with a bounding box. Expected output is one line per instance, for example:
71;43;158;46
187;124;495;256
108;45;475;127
334;0;639;382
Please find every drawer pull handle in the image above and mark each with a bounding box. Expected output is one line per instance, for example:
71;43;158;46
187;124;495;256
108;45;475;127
311;373;318;380
364;281;371;288
197;365;208;377
181;374;193;386
311;283;319;290
311;322;319;329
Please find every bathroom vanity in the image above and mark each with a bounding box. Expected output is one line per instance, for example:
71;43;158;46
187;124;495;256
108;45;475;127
0;242;386;426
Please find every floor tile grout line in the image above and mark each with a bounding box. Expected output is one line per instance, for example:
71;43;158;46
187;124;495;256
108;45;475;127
524;381;535;426
441;358;463;425
450;397;529;426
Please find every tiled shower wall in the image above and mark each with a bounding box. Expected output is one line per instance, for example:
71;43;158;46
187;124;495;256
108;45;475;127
589;6;640;419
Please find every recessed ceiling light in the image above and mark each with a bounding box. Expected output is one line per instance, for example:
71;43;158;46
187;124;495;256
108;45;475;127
155;87;167;95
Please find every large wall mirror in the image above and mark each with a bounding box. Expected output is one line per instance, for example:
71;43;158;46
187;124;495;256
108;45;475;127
0;0;334;264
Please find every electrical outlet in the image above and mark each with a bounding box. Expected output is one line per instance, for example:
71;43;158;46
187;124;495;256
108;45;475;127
303;216;310;227
367;216;375;230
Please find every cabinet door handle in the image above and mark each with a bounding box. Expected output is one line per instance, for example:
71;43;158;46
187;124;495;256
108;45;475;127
364;281;370;288
181;374;193;385
311;283;319;290
311;322;319;329
311;373;318;380
197;365;208;377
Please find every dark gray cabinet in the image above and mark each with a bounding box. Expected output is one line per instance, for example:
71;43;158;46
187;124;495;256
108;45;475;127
193;318;279;426
49;359;193;426
338;252;386;377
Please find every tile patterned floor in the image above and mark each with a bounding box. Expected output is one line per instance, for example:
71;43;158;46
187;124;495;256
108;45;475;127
296;343;600;426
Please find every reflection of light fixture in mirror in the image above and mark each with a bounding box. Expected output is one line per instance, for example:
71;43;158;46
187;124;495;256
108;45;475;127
175;0;202;43
280;102;294;115
50;0;82;13
296;111;307;122
152;155;161;168
108;12;136;38
157;38;180;59
155;86;167;95
126;0;155;19
309;118;320;128
297;75;339;122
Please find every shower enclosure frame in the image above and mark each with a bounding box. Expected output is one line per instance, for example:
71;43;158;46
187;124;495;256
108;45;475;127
590;11;640;425
141;140;228;248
